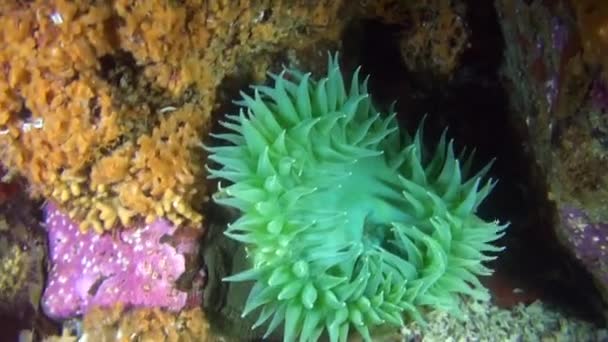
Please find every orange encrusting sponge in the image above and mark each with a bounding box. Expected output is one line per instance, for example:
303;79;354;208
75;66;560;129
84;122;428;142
0;0;345;232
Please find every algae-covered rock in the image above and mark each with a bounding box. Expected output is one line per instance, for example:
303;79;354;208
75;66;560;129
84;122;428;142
496;0;608;307
400;299;606;341
0;173;51;339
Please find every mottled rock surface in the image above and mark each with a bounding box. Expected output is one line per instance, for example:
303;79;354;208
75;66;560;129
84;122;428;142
497;0;608;306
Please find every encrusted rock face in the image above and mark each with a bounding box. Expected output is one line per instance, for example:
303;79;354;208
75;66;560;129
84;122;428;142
43;305;213;341
42;202;205;320
497;0;608;302
0;169;50;340
361;0;470;80
559;206;608;285
0;0;347;232
79;306;212;342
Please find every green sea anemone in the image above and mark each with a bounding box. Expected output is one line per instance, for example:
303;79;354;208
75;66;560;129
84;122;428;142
206;53;508;342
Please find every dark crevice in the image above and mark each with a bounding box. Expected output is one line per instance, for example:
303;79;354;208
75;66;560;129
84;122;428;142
99;51;140;87
16;105;33;122
342;0;605;326
87;97;101;126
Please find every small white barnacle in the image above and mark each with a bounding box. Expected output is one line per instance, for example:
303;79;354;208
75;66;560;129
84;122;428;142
50;11;63;25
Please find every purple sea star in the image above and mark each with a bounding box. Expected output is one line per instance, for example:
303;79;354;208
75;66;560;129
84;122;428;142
42;202;203;320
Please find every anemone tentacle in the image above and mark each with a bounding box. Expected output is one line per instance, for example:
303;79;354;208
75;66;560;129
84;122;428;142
207;53;507;342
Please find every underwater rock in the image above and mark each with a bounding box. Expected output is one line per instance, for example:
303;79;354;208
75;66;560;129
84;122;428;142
41;202;204;320
559;206;608;287
80;305;212;342
42;305;213;342
400;298;606;341
497;0;608;304
361;0;470;81
0;172;53;340
0;0;348;233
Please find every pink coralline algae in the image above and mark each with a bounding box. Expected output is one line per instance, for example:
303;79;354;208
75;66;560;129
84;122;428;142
42;202;204;320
